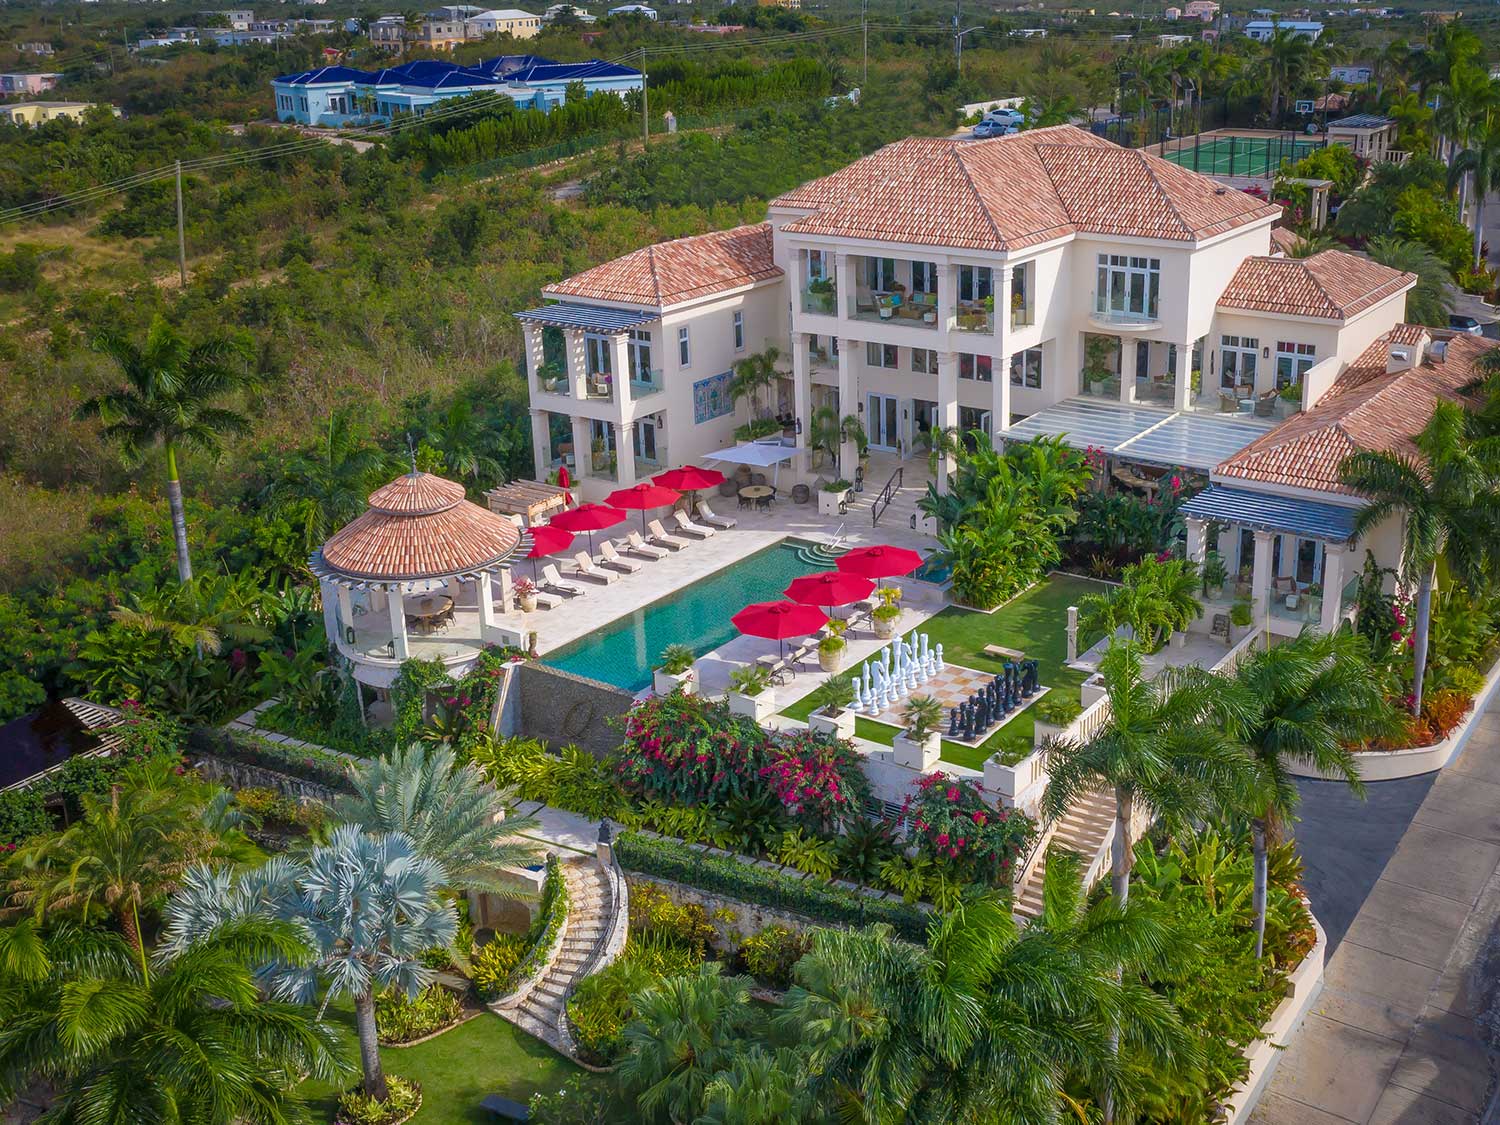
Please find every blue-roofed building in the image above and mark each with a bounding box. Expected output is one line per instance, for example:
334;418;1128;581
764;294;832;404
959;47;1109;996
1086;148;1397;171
270;53;642;126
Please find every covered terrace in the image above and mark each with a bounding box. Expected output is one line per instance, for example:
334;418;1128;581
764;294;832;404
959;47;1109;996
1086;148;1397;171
1002;397;1278;472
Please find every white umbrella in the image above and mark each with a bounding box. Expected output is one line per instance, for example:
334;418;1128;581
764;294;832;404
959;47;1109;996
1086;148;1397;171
703;438;797;488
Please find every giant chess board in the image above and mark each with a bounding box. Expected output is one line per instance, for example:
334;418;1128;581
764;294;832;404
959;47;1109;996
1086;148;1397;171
860;663;1049;748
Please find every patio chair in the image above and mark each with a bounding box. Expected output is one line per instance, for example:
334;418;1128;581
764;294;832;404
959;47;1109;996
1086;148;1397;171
571;551;618;585
625;530;669;560
1254;391;1277;417
531;589;561;610
648;519;690;551
540;564;584;598
696;500;736;529
673;511;715;539
598;541;642;574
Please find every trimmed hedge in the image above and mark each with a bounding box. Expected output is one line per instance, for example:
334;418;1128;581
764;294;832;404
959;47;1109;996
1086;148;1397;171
187;726;353;792
616;832;928;941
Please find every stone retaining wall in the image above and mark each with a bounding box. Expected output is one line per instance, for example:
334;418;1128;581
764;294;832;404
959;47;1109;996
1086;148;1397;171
192;754;342;805
509;663;634;758
626;871;833;953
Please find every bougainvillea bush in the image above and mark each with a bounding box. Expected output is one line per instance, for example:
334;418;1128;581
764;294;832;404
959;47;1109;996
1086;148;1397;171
617;692;868;834
903;772;1036;885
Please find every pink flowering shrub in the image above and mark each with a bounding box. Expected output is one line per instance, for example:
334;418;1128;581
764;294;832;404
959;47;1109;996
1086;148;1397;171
618;693;867;832
902;772;1036;886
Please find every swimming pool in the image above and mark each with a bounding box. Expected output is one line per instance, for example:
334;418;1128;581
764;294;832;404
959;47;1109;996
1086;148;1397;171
541;541;825;691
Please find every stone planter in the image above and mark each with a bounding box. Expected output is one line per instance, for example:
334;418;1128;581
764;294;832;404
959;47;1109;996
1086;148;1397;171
872;612;899;639
1032;719;1065;749
893;730;941;771
728;689;776;724
653;668;696;696
1276;397;1301;419
808;708;855;740
818;488;849;515
1080;673;1107;709
817;645;845;673
518;593;538;613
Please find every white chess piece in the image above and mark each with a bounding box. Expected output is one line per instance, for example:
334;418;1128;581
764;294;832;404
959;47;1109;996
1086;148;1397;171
934;643;945;673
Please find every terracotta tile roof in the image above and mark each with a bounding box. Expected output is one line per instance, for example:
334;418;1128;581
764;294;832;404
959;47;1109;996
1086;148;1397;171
1215;329;1496;495
1269;227;1303;255
769;126;1279;251
543;223;781;308
321;471;522;581
1216;250;1415;321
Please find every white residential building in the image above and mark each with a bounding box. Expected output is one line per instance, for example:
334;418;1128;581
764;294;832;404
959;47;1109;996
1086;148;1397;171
465;8;543;37
519;125;1498;637
1245;18;1323;40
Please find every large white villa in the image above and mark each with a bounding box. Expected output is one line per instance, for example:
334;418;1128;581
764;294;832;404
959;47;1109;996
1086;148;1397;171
518;124;1495;640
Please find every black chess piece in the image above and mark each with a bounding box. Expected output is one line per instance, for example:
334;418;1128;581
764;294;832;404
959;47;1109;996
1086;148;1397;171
948;707;960;739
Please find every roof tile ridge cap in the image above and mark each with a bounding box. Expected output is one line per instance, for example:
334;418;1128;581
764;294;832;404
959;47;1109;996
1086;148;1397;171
1299;251;1346;317
1134;148;1194;234
952;143;1008;249
1032;142;1084;227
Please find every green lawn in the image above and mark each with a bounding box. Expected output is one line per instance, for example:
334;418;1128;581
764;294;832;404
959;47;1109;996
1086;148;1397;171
782;574;1109;771
301;998;591;1125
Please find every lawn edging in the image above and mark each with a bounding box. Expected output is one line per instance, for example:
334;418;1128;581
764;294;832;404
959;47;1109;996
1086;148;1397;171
1287;649;1500;781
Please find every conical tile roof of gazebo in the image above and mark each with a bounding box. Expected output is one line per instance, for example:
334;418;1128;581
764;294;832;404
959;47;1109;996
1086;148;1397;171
316;470;523;584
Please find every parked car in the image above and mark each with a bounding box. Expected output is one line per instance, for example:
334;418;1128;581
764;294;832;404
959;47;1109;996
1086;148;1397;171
971;120;1005;138
1449;314;1485;335
983;107;1025;127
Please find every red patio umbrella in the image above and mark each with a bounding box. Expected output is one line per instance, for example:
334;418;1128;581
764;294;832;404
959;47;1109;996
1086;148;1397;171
607;482;682;532
556;464;573;506
783;570;875;615
732;599;829;660
525;524;574;580
652;464;726;505
550;502;626;555
836;544;925;598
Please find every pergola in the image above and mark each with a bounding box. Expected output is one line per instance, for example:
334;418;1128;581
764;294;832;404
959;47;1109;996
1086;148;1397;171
311;470;529;672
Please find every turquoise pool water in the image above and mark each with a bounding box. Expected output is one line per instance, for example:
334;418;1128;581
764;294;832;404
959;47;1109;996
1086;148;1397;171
912;552;952;584
541;541;826;691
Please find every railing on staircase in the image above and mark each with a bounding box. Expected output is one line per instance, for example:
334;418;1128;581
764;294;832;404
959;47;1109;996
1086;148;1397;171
870;466;903;526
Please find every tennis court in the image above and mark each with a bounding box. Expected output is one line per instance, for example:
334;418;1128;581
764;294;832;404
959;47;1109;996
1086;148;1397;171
1158;132;1326;178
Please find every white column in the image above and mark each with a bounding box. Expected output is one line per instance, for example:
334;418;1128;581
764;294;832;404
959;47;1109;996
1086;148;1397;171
1173;339;1194;411
477;572;500;640
991;347;1012;447
530;409;550;480
938;262;958;331
331;581;351;645
837;335;857;480
613;421;635;486
610;333;630;407
387;584;410;660
936;350;959;493
565;330;587;399
835;251;854;324
570;417;591;480
523;322;546;392
1185;517;1207;564
1319;545;1347;634
792;331;813;475
994;263;1011;347
1118;336;1137;404
1251;530;1274;626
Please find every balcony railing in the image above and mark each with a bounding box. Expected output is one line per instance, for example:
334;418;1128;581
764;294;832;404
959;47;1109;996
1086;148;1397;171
1010;303;1035;329
848;293;939;327
952;304;994;335
535;366;570;397
588;451;618;480
583;373;614;402
801;288;838;316
1267;583;1323;626
1340;573;1360;620
808;347;835;370
1079;371;1121;399
1090;293;1161;327
629;368;664;399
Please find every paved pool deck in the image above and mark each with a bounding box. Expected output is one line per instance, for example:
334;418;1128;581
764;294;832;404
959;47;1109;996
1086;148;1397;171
1251;700;1500;1124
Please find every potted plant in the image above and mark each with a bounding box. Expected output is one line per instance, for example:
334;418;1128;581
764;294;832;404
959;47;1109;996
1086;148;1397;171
818;478;853;516
807;672;855;739
727;665;775;723
806;276;835;314
871;587;902;639
537;361;566;394
1033;692;1083;748
514;577;538;613
1276;382;1303;418
893;694;944;771
1200;551;1229;599
1230;599;1254;634
653;643;696;696
1082;334;1116;397
817;620;847;673
1304;583;1323;621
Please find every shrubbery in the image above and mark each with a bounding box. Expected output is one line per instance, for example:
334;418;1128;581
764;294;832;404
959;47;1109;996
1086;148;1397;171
737;923;809;990
336;1075;421;1125
903;773;1035;886
374;985;463;1044
472;856;569;1002
188;726;352;792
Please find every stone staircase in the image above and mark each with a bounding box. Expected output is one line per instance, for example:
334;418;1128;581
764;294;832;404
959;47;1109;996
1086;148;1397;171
1012;789;1117;922
494;858;625;1055
843;480;929;532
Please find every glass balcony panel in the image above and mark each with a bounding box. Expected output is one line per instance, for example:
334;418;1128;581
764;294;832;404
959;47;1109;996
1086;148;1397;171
1010;302;1034;329
535;365;570;397
1078;371;1121;399
1267;584;1322;626
801;287;838;316
1090;291;1161;326
583;373;614;401
952;304;994;335
629;368;664;398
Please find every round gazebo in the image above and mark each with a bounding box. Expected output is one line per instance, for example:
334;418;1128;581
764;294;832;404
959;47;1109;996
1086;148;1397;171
311;470;528;689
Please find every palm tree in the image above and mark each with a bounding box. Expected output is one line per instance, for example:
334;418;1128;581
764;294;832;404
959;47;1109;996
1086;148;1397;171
1339;400;1500;714
109;571;273;656
1259;27;1321;123
0;917;347;1124
1229;630;1393;958
618;963;763;1123
695;1046;811;1125
1077;556;1203;653
728;346;781;421
334;742;541;894
423;398;504;487
1433;64;1496;206
1448;116;1500;268
1042;640;1258;907
265;409;393;548
163;826;456;1102
1365;237;1453;327
1373;37;1411;99
75;316;253;583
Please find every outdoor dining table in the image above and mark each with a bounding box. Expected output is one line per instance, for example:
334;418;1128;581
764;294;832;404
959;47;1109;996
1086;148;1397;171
739;484;775;511
406;593;453;634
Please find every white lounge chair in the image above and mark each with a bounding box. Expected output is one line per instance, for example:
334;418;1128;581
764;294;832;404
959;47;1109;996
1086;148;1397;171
673;510;715;539
572;551;617;584
696;500;736;530
625;531;669;560
540;564;584;598
648;519;690;551
531;589;561;610
598;541;641;574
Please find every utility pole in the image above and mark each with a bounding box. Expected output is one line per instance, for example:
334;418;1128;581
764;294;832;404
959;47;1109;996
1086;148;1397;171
640;47;648;146
174;160;187;288
861;0;868;86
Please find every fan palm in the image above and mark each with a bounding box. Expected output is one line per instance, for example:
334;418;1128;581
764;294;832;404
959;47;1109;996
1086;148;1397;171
1228;630;1394;957
1339;400;1500;714
0;917;347;1125
163;827;456;1103
1365;236;1453;327
334;742;541;894
265;409;394;548
75;316;253;582
1042;640;1259;907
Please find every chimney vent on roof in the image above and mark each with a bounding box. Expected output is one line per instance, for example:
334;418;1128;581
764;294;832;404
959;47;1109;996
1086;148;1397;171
1430;339;1448;363
1386;343;1419;374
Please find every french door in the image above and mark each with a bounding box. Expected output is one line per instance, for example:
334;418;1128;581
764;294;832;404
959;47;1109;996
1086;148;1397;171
866;393;900;451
